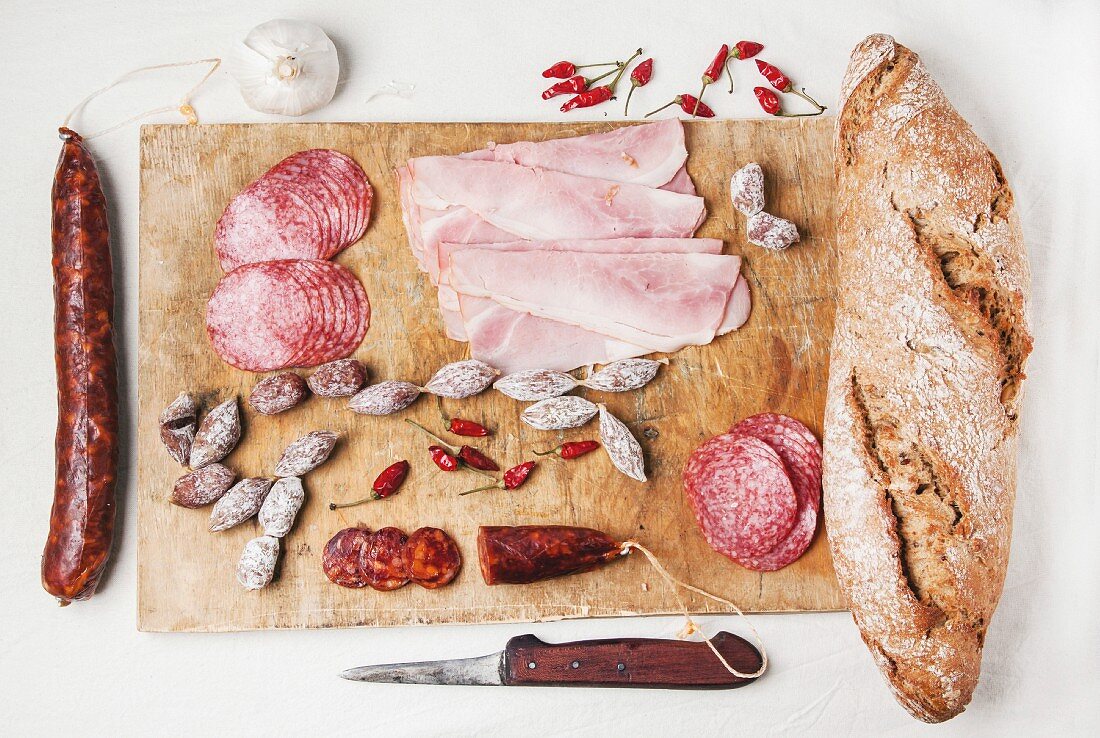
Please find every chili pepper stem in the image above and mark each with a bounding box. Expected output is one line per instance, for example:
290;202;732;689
575;61;620;70
792;87;826;111
777;109;826;118
533;447;561;457
624;85;636;116
693;82;709;117
609;48;643;92
328;496;377;510
458;483;500;496
435;395;449;427
405;418;456;453
725;61;735;94
588;64;623;86
644;100;678;118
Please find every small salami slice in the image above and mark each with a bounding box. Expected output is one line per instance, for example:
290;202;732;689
682;434;798;559
360;526;411;591
404;527;462;589
322;527;373;588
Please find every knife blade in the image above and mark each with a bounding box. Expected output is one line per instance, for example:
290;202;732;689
341;632;762;689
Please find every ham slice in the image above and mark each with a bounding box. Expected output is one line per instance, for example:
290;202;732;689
459;295;649;374
459;120;688;189
436;237;725;340
448;250;742;353
408;157;706;241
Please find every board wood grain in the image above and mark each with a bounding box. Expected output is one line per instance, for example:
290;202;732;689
137;119;843;632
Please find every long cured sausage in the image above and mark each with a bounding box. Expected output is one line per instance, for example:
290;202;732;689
477;525;625;585
42;128;119;605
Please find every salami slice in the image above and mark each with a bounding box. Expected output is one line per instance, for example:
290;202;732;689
682;434;798;559
206;261;315;372
360;526;411;591
404;527;462;589
725;414;822;571
214;149;373;270
322;527;373;588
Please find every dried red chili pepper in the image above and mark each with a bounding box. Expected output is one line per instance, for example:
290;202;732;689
644;94;714;119
755;60;825;111
542;59;618;79
429;445;459;472
535;440;601;460
624;58;653;115
561;86;613;112
458;445;500;472
732;41;764;60
328;460;410;509
436;396;490;437
542;65;622;100
753;86;822;117
406;419;498;477
460;461;537;496
691;44;729;115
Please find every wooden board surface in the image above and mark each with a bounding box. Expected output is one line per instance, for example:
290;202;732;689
137;119;843;632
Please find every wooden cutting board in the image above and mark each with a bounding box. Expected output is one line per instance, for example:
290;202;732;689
137;119;843;632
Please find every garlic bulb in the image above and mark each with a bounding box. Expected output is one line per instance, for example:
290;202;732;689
229;19;339;116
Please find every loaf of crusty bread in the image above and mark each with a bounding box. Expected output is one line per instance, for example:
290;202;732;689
823;35;1032;723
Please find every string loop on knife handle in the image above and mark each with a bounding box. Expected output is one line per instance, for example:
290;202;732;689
621;540;768;679
63;58;222;139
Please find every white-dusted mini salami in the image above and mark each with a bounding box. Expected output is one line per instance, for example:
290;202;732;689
275;431;338;476
236;535;280;590
348;380;421;415
210;477;273;532
189;398;241;469
423;360;499;399
730;163;765;216
494;369;578;401
521;396;598;430
598;404;647;482
581;359;664;392
259;477;306;537
746;211;800;251
159;392;197;465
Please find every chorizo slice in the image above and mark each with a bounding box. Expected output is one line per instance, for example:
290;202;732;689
322;527;373;588
360;526;410;591
404;527;462;589
477;525;624;585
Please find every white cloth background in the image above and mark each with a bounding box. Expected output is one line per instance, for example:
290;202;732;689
1;1;1096;735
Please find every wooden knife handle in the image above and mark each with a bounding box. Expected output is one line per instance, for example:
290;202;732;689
501;633;762;689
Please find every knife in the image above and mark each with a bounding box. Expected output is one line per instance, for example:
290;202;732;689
340;632;763;689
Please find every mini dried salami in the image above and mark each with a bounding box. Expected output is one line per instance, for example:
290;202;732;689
322;527;373;588
274;430;338;477
308;358;368;397
746;211;800;251
249;372;309;415
360;527;411;591
682;434;797;559
159;392;197;465
210;477;273;532
404;527;462;589
258;477;305;538
171;463;235;508
189;398;241;469
730;162;766;216
237;535;280;590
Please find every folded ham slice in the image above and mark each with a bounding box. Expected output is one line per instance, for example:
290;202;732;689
459;295;650;374
408;157;706;241
448;250;743;354
436;237;725;341
459;119;688;189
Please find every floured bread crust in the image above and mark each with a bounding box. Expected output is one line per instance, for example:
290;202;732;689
824;34;1032;723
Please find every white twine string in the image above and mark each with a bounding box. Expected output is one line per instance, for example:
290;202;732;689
63;58;222;139
621;540;768;679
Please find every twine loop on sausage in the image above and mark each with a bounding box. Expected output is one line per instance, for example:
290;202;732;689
63;58;222;139
621;540;768;679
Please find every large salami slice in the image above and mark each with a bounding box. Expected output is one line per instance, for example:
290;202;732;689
682;434;798;559
206;259;369;372
215;149;373;271
727;414;822;571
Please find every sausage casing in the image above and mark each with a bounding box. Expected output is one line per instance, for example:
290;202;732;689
41;128;119;604
477;525;624;585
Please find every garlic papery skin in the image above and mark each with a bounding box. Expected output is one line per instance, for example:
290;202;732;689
229;18;340;117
